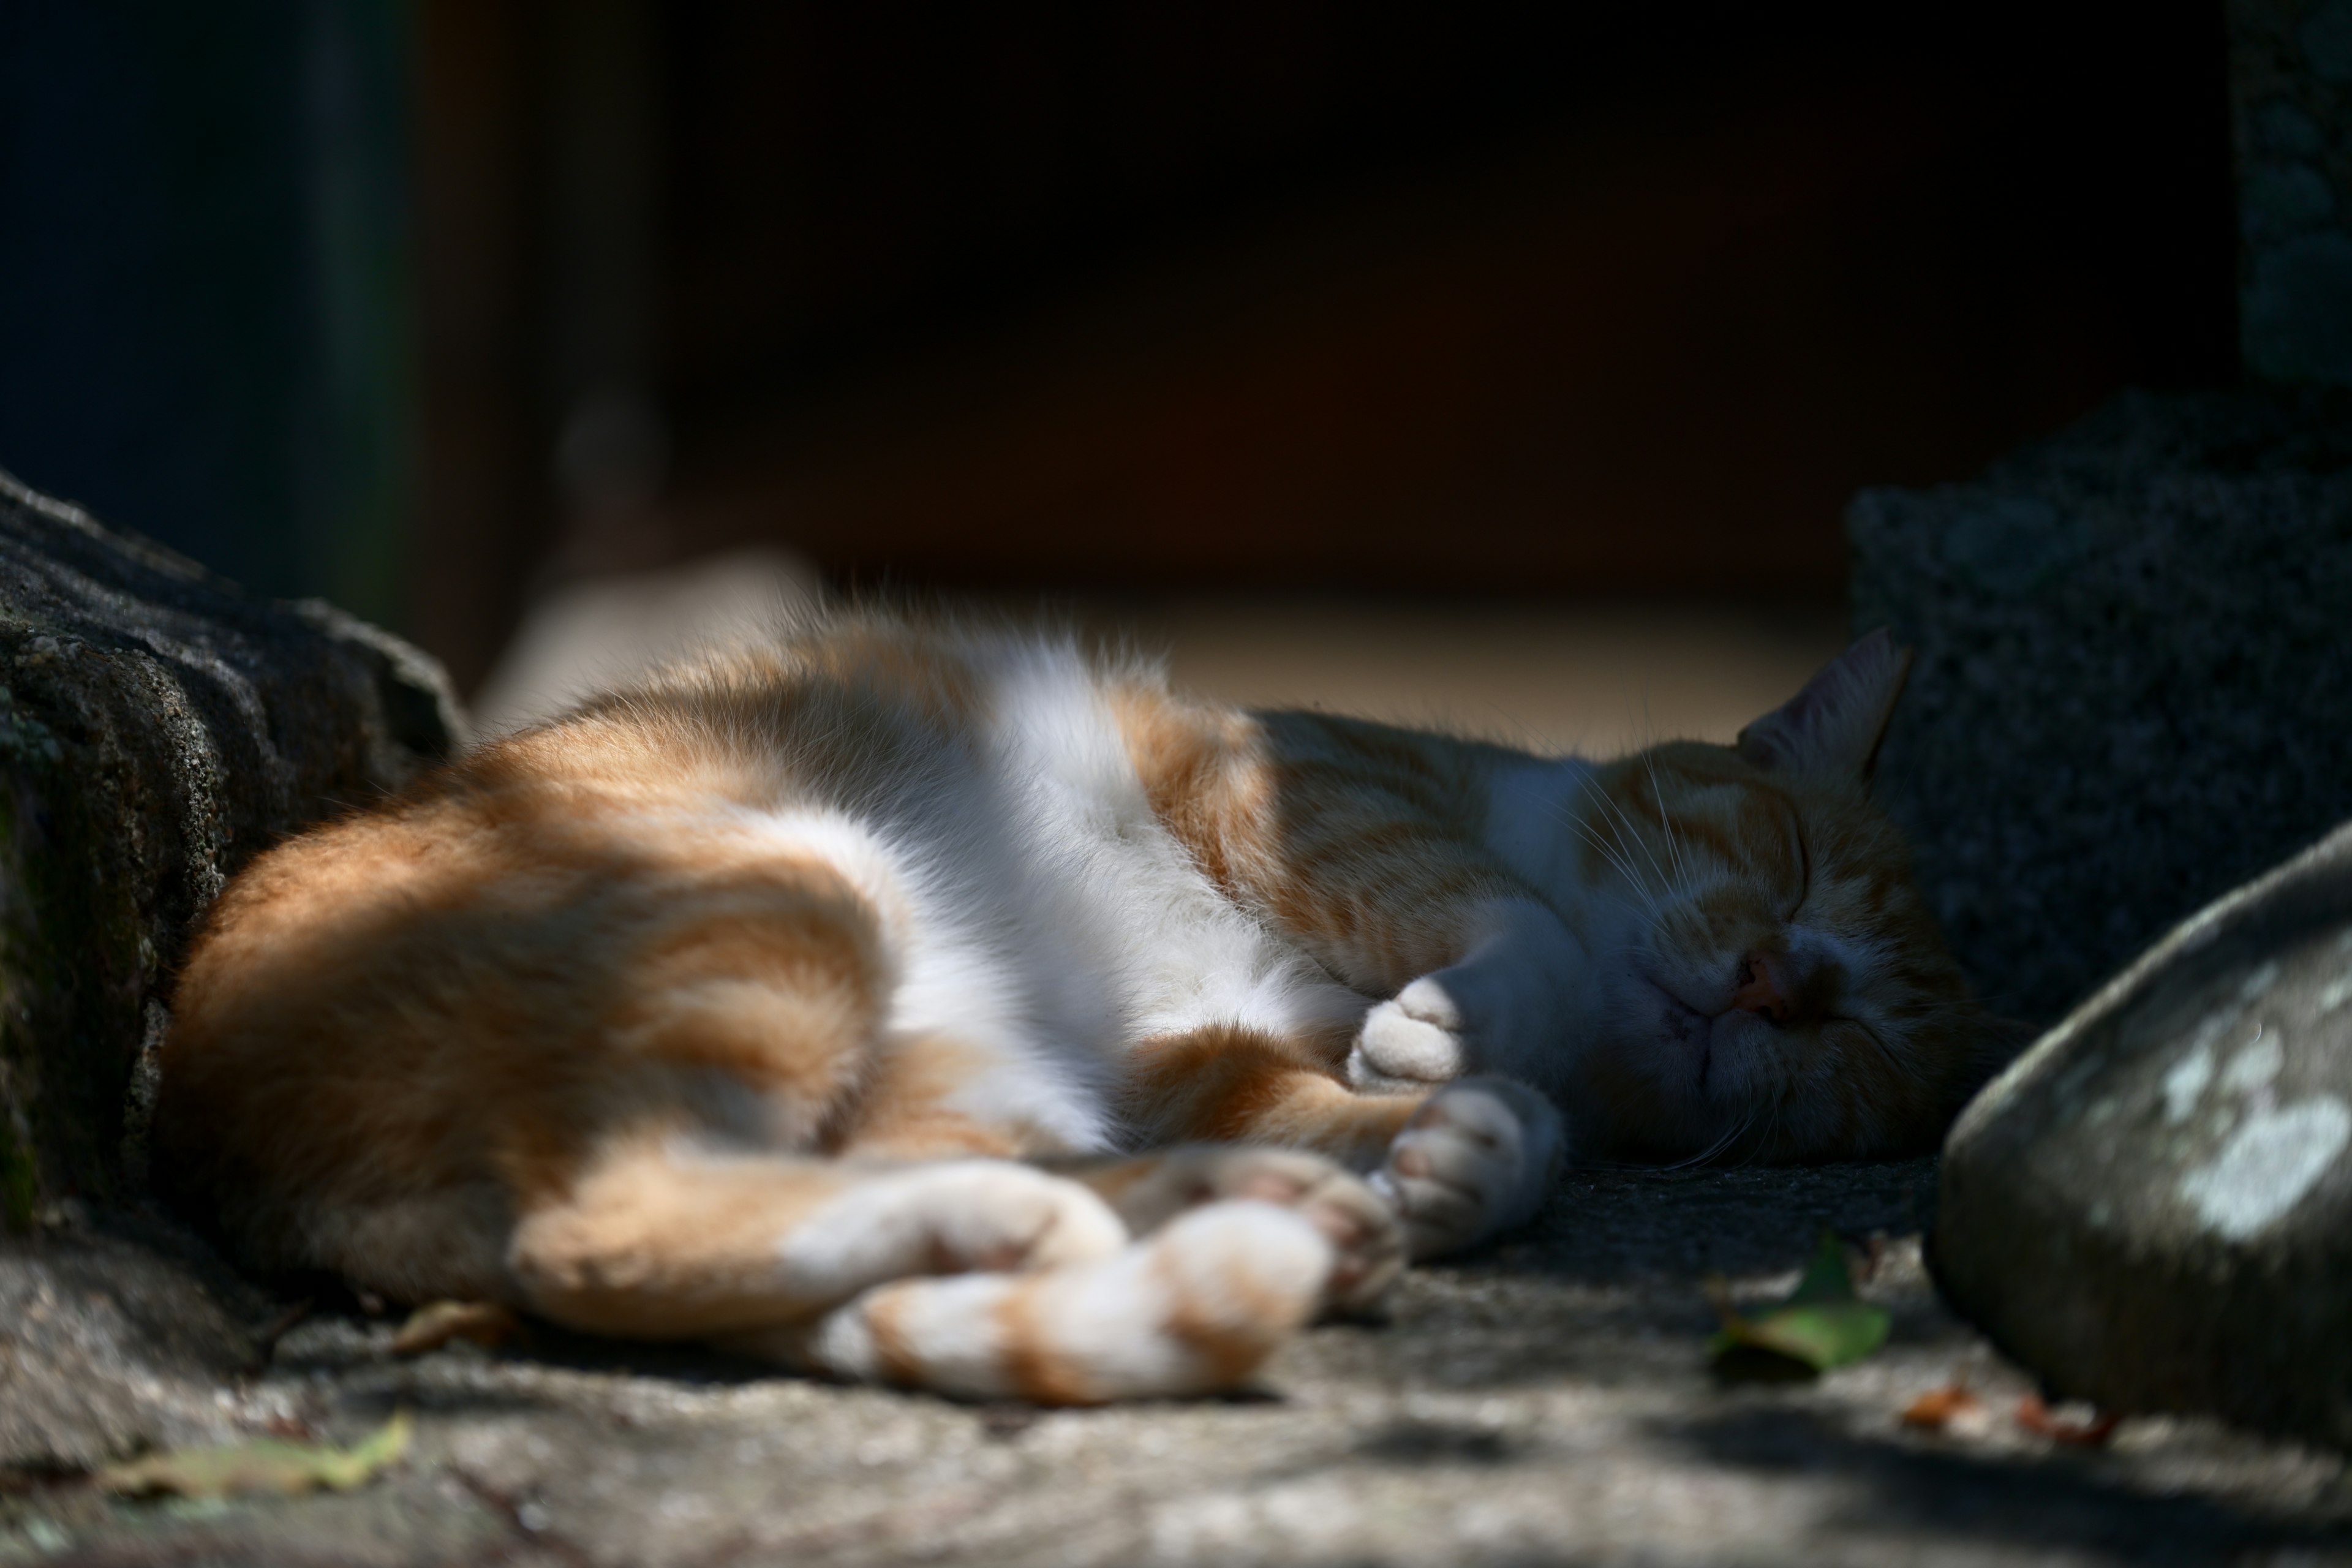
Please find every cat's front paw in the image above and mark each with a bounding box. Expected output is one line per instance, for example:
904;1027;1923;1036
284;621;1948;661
1372;1077;1562;1259
1348;977;1469;1090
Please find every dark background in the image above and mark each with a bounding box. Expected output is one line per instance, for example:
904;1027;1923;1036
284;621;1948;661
2;2;2236;693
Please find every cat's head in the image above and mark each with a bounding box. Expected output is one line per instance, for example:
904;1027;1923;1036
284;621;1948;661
1547;630;2008;1162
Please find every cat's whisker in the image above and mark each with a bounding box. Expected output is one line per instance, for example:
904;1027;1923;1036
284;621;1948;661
1731;1104;1774;1169
1659;1107;1749;1171
1621;799;1678;905
1571;819;1663;921
1643;755;1687;891
1711;1096;1766;1166
1597;768;1678;899
1891;999;1988;1021
1559;794;1642;887
1702;1115;1758;1170
1564;777;1666;917
1574;823;1648;905
1577;774;1649;871
1600;789;1677;913
1665;1101;1749;1171
1845;1020;1907;1075
1746;1085;1798;1168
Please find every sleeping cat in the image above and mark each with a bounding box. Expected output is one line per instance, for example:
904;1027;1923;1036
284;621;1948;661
154;616;1992;1404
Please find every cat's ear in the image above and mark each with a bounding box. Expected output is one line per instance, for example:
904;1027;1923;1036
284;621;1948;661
1736;628;1913;785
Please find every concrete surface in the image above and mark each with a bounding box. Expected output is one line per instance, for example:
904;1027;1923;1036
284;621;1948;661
7;1159;2350;1566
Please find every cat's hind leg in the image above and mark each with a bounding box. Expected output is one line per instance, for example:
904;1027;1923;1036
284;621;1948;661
833;1039;1404;1314
727;1199;1336;1403
503;1140;1126;1340
729;1038;1390;1389
508;1138;1345;1401
1050;1145;1403;1314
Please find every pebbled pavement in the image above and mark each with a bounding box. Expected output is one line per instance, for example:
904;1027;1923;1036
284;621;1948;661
5;1158;2348;1566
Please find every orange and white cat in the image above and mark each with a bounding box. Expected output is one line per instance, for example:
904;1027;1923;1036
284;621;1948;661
155;617;1991;1404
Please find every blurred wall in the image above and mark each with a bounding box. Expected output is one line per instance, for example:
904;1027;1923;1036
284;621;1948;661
657;4;2235;591
2;4;2237;695
420;1;2234;691
413;0;669;689
0;1;413;628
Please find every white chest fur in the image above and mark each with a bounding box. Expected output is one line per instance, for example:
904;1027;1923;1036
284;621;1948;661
984;650;1365;1048
764;646;1366;1154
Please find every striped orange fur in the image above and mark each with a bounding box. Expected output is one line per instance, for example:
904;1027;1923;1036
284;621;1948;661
154;614;1991;1401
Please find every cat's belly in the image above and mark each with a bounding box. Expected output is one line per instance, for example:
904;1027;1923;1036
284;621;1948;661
743;644;1368;1156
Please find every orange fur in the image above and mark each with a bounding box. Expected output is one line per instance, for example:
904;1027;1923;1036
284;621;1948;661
1121;1024;1423;1166
153;614;1988;1400
1112;681;1526;991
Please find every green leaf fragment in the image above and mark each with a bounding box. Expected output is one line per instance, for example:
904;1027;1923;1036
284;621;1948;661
98;1411;413;1500
1785;1230;1865;1308
1707;1232;1891;1374
1708;1300;1891;1369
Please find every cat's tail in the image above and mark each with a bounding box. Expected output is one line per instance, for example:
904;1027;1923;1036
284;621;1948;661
733;1200;1335;1403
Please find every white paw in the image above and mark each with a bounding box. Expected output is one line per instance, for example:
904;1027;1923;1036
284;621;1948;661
1348;976;1470;1089
778;1161;1128;1303
908;1163;1131;1272
1107;1147;1406;1316
1372;1077;1562;1259
1144;1200;1336;1359
782;1202;1333;1403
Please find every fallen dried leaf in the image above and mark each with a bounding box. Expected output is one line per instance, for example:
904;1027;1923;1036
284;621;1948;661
1901;1384;1985;1430
98;1411;412;1500
1708;1232;1891;1375
2015;1393;2120;1447
393;1300;523;1356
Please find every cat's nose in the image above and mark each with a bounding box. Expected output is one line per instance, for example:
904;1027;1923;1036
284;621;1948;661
1732;952;1802;1024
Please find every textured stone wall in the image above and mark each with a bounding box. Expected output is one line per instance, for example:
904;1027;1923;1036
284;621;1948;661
1850;388;2352;1028
2233;0;2352;385
0;471;462;1224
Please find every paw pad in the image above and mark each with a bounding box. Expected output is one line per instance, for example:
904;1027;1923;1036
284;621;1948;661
1376;1077;1562;1259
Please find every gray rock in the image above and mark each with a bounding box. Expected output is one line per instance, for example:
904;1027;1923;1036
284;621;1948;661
1850;386;2352;1028
0;469;462;1222
0;1213;274;1471
1936;815;2352;1448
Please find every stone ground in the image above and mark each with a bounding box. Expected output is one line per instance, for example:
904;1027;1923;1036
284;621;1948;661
7;1160;2350;1567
